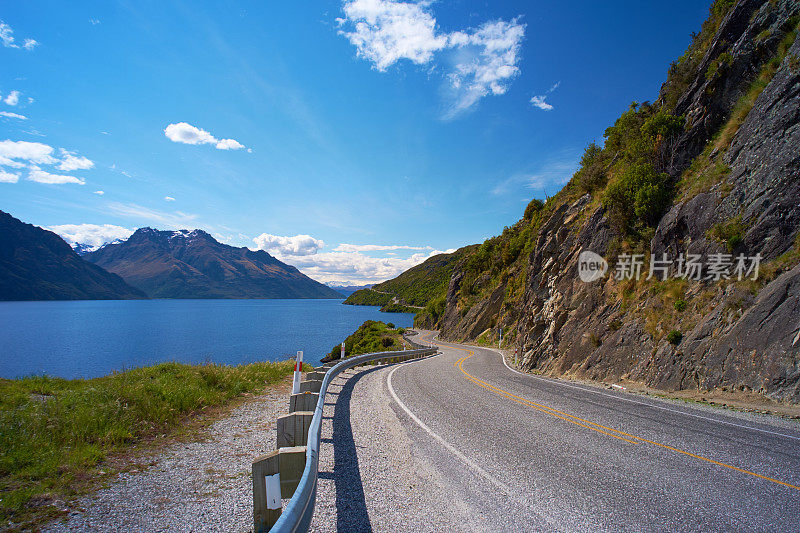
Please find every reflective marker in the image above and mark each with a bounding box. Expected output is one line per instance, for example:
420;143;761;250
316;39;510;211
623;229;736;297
292;350;303;394
265;473;281;510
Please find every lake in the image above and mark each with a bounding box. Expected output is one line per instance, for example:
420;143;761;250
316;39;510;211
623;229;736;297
0;299;414;379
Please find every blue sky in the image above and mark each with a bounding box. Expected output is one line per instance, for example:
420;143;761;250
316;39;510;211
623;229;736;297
1;1;709;284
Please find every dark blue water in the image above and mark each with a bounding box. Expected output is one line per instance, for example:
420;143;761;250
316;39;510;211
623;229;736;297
0;299;413;379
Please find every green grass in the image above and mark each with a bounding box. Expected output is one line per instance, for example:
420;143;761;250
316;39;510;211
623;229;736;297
324;320;406;361
0;359;302;527
342;288;392;307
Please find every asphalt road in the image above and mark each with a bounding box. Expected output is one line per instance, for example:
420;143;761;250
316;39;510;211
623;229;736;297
311;330;800;532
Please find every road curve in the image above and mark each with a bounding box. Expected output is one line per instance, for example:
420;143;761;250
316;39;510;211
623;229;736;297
311;331;800;532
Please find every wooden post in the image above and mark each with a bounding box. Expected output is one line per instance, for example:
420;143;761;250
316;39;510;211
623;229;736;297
299;379;322;393
289;392;318;413
276;411;314;447
252;452;280;533
252;447;307;532
277;446;306;497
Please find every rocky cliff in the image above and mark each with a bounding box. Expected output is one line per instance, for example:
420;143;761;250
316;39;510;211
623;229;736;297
417;0;800;403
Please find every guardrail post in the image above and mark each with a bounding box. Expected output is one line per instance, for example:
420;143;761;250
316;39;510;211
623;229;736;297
299;379;323;393
277;411;314;447
289;391;319;413
252;446;307;533
252;452;281;533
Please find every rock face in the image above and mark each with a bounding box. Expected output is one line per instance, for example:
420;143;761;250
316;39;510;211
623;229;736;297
84;228;342;299
433;0;800;403
0;210;146;301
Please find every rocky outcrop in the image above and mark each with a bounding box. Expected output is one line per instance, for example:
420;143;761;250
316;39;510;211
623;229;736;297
435;0;800;403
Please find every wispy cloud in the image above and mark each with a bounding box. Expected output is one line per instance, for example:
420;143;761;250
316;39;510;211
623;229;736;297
334;243;432;252
104;202;200;229
530;95;553;111
530;81;560;111
28;168;86;185
164;196;175;202
164;122;247;151
492;150;579;196
337;0;525;118
0;111;27;120
0;21;38;50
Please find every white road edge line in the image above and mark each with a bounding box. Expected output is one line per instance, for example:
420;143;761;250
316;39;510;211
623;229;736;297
386;361;513;496
485;344;800;442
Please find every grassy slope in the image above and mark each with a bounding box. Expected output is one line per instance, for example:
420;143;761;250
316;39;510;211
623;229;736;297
0;360;306;527
323;320;408;362
343;247;474;315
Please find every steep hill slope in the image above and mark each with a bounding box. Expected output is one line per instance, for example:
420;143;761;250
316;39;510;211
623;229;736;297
0;210;146;301
344;247;474;312
84;228;342;299
402;0;800;403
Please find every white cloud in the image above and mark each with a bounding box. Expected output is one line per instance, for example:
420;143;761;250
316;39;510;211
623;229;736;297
164;196;175;201
57;149;94;171
0;140;57;165
338;0;448;71
337;1;525;116
0;141;94;184
0;170;19;183
94;190;104;195
444;19;525;117
164;122;246;150
530;95;553;111
27;168;85;185
252;233;325;256
251;231;452;283
279;248;450;284
48;223;134;251
215;138;245;150
0;21;38;50
0;111;27;120
4;90;20;106
334;243;432;252
530;81;560;111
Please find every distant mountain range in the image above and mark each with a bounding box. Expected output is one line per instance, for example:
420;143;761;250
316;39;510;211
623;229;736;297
0;210;146;301
83;227;343;299
324;282;373;297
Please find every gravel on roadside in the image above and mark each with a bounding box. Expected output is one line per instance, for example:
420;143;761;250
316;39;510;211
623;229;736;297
43;380;291;533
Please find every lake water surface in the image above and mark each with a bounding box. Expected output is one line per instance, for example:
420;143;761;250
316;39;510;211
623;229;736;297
0;299;414;379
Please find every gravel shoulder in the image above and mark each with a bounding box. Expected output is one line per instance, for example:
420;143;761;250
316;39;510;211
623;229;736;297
43;379;292;533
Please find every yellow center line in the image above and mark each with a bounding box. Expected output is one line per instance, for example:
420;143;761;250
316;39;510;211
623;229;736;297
425;332;800;492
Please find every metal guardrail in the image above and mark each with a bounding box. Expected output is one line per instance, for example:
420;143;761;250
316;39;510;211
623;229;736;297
269;345;438;532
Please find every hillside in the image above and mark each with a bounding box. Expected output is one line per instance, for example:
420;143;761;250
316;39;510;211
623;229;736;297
84;228;342;299
344;247;474;312
0;210;146;301
394;0;800;403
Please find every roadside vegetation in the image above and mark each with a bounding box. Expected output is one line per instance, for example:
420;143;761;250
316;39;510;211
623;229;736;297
324;320;406;362
0;360;304;528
